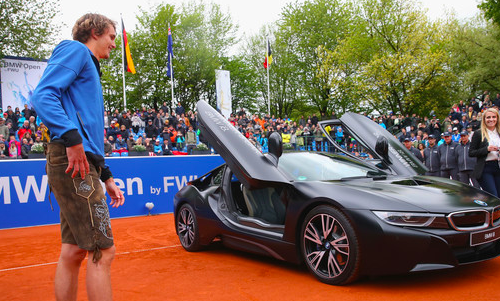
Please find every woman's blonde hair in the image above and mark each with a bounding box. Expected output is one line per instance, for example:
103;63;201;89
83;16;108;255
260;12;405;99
480;108;500;142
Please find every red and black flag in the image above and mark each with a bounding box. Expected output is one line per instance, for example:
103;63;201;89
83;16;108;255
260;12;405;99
122;18;136;74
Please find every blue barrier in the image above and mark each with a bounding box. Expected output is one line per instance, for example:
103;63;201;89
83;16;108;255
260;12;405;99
0;155;224;229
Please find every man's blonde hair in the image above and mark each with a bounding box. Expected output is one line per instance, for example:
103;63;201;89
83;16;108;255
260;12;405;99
72;13;116;43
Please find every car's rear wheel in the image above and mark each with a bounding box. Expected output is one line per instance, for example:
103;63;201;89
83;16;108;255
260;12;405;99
300;205;360;285
176;203;202;251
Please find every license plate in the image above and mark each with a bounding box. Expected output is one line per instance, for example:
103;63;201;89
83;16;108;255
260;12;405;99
470;226;500;246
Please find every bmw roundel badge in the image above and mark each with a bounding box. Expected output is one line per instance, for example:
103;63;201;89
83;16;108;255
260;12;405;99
474;200;488;207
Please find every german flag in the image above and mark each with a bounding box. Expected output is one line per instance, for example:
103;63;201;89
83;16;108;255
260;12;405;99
122;18;136;74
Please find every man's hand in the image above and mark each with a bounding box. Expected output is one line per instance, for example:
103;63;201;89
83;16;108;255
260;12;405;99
105;178;125;208
66;144;90;179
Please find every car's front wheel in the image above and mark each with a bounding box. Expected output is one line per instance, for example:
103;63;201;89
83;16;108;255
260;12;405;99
300;205;360;285
176;203;202;251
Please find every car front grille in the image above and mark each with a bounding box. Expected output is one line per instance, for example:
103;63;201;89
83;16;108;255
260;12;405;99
447;210;490;231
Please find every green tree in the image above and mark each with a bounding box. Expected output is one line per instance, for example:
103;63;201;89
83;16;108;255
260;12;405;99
479;0;500;27
277;0;356;116
0;0;60;58
446;17;500;98
319;0;456;117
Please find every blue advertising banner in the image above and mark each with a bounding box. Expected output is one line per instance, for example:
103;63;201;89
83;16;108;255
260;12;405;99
0;155;224;229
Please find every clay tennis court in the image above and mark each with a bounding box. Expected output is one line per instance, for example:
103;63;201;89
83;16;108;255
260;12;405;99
1;214;499;301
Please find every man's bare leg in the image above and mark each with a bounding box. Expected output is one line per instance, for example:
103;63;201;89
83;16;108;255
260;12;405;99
86;245;116;301
55;243;87;301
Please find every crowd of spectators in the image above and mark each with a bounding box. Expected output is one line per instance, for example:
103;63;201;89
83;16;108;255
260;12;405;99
1;91;498;170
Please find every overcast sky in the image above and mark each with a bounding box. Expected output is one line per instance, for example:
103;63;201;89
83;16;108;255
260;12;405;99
56;0;482;40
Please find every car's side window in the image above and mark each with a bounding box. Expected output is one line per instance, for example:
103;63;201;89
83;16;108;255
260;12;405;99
212;167;224;185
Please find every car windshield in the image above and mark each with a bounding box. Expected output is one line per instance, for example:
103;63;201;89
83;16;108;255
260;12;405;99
278;152;386;181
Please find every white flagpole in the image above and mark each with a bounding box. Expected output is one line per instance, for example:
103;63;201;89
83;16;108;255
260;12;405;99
266;38;271;115
121;14;127;110
168;23;175;104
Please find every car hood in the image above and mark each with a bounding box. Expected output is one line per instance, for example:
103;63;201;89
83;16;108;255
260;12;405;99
294;176;500;213
196;100;290;188
319;113;427;176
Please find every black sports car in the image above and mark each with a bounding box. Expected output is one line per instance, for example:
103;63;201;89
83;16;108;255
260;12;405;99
174;101;500;285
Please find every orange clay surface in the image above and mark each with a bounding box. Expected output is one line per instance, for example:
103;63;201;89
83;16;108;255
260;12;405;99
1;213;500;301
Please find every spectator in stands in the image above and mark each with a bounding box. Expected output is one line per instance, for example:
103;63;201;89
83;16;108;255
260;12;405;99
0;134;8;158
21;138;31;159
175;102;185;116
126;134;135;151
417;142;425;159
153;112;164;130
403;137;423;162
8;134;20;158
104;110;110;132
145;119;158;138
5;106;18;132
107;122;120;141
160;101;169;114
290;128;297;150
28;116;37;138
467;106;477;120
153;140;162;156
313;125;323;151
135;136;144;148
113;135;128;156
470;98;480;113
0;117;8;139
451;127;460;142
145;138;154;154
102;137;111;154
281;127;291;144
21;132;33;145
17;120;32;140
302;126;312;150
438;132;459;180
118;111;131;129
22;104;33;120
188;111;197;130
162;138;172;155
469;114;480;131
107;135;116;149
37;123;50;142
185;126;197;155
398;128;409;143
118;124;130;141
131;112;142;134
176;132;185;151
168;125;177;148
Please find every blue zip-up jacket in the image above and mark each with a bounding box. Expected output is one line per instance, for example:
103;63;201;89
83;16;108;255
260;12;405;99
32;40;112;181
32;40;104;157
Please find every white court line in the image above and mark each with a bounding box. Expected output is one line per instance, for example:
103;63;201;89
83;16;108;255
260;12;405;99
0;244;181;273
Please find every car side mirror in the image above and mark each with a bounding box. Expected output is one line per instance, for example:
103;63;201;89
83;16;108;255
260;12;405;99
375;136;391;164
267;132;282;166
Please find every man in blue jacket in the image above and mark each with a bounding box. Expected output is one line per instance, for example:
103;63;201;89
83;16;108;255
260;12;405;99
31;14;124;301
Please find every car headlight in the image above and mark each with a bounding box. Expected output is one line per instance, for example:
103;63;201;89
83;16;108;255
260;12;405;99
372;211;449;228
